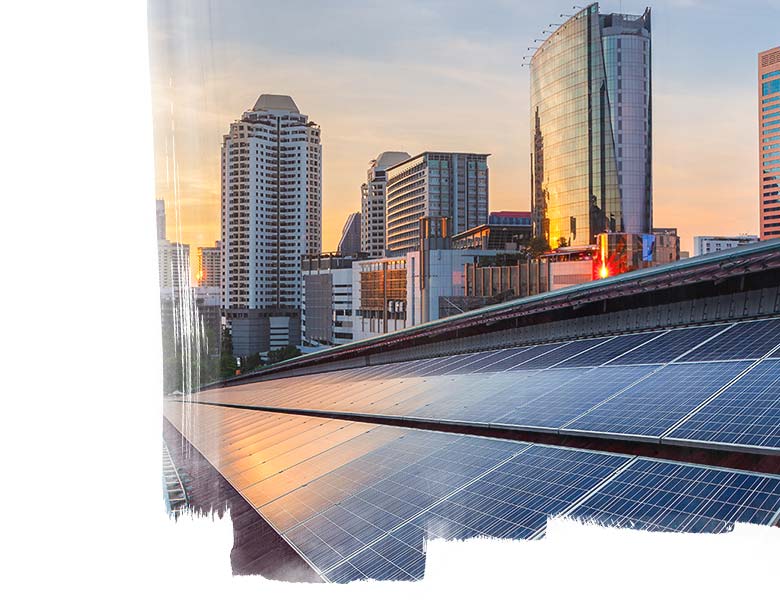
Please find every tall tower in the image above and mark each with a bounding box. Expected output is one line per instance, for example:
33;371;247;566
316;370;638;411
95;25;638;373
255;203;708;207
360;151;411;257
220;94;321;355
530;3;652;248
759;47;780;240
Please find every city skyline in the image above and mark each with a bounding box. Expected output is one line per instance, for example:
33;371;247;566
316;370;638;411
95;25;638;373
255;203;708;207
149;0;780;277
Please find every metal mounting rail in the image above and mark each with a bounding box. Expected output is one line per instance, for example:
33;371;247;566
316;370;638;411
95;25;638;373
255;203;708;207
162;440;189;516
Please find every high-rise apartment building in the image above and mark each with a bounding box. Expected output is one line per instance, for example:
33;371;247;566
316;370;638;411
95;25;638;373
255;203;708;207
385;152;489;255
337;212;361;257
530;3;652;248
220;94;321;355
158;240;190;291
360;151;411;257
760;46;780;240
156;198;166;241
197;241;221;287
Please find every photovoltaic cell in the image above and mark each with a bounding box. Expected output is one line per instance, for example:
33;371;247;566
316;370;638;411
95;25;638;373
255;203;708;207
679;318;780;362
562;361;751;438
609;324;729;365
666;360;780;450
569;458;780;533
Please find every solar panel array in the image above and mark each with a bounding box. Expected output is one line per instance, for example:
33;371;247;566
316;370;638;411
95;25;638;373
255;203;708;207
164;401;780;583
195;318;780;453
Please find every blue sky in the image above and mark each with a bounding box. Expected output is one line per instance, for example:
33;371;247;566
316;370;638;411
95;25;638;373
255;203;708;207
149;0;780;255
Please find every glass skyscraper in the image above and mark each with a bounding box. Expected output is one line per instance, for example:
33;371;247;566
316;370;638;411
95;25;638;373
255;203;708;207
530;3;652;248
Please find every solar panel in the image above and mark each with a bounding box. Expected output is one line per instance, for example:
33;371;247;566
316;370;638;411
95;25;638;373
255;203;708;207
469;343;562;371
554;332;663;368
495;365;657;429
166;402;780;584
679;318;780;362
562;361;751;438
322;446;632;581
609;324;730;365
507;338;611;370
568;458;780;533
665;360;780;450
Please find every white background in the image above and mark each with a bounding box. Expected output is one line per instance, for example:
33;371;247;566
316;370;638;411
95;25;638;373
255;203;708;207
1;2;778;598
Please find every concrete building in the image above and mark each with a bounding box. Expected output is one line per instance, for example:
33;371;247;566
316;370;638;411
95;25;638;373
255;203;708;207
530;4;652;248
197;241;221;287
156;198;166;240
760;46;780;240
360;151;411;258
337;213;361;257
301;255;356;346
220;94;321;355
158;240;190;290
352;217;519;341
385;152;489;254
693;235;760;257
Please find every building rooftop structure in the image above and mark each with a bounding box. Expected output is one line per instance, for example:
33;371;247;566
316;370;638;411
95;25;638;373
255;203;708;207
166;238;780;582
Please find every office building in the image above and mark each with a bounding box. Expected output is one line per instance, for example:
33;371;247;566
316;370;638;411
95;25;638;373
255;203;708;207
760;46;780;240
385;152;489;254
530;4;652;248
197;241;221;287
337;213;361;257
693;235;759;257
220;94;321;355
360;151;411;257
352;217;518;340
301;255;356;346
452;211;533;250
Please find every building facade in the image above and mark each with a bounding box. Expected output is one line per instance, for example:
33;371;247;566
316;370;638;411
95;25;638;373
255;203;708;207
693;235;760;257
220;94;321;354
337;212;361;257
385;152;489;255
197;241;221;287
760;47;780;240
530;3;652;248
301;255;355;346
360;151;411;258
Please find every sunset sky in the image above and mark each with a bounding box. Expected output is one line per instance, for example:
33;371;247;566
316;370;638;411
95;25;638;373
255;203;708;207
148;0;780;276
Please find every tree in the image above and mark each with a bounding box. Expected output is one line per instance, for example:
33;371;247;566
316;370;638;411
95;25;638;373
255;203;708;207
524;237;551;258
267;345;302;365
556;236;569;248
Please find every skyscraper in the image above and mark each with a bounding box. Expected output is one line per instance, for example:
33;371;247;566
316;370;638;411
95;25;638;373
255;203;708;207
220;94;321;355
337;212;361;257
530;3;652;248
361;151;411;257
385;152;489;254
760;46;780;240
